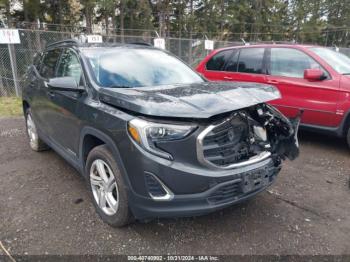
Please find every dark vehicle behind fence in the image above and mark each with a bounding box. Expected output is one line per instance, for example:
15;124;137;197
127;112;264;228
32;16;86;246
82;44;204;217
22;40;300;227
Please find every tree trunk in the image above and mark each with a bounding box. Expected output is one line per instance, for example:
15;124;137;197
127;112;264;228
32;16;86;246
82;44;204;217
105;15;109;35
220;0;224;40
120;0;125;42
6;0;12;27
111;12;116;35
58;0;63;31
188;0;194;64
85;4;92;34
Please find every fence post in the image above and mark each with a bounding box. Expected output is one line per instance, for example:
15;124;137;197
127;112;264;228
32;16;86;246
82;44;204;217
8;44;19;96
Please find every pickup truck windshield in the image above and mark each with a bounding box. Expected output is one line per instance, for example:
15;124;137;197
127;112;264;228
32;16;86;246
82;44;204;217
310;47;350;75
82;47;204;88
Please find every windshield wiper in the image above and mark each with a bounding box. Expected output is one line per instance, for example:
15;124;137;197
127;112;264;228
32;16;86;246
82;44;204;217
108;85;133;88
342;73;350;75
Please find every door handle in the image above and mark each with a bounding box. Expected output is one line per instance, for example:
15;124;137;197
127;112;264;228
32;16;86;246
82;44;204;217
223;76;233;80
267;80;279;84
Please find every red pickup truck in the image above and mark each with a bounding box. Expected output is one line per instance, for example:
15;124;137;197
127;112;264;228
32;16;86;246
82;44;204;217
196;44;350;147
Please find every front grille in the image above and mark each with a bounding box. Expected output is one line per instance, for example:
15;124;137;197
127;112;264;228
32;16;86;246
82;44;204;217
207;182;241;204
201;113;251;167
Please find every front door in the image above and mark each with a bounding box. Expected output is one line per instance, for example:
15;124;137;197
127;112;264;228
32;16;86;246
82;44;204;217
44;48;85;157
34;48;62;137
266;47;339;127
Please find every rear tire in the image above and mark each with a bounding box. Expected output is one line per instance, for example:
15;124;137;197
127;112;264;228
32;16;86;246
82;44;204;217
25;108;49;152
346;127;350;149
86;145;134;227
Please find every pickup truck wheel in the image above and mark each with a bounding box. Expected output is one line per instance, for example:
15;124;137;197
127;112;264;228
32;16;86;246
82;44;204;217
25;109;49;151
86;145;133;227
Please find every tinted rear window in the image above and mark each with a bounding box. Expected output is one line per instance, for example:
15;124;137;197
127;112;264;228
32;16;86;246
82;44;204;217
206;50;232;71
237;48;265;74
224;50;240;72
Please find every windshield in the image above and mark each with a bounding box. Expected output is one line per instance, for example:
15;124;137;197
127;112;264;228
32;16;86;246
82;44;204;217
82;47;204;88
309;47;350;74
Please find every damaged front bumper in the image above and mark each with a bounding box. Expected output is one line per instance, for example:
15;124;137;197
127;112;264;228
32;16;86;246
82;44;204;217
123;103;300;220
128;156;281;220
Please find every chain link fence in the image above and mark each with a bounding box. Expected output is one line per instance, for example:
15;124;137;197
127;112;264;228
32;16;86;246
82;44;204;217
1;28;350;97
0;28;240;97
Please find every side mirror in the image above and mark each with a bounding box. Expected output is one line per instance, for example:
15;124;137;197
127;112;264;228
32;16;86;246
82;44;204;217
304;69;326;81
47;77;84;92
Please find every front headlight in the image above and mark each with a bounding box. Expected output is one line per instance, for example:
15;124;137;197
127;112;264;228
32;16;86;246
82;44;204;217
127;118;197;160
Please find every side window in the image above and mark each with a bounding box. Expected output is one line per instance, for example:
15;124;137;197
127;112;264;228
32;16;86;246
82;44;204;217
270;48;323;78
224;50;240;72
237;48;265;74
40;49;61;78
206;50;233;71
56;49;82;85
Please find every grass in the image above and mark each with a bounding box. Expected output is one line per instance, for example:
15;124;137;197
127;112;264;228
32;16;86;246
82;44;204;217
0;97;22;117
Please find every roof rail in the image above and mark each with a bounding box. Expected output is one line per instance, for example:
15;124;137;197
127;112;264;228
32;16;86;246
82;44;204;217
250;41;298;45
46;39;80;48
227;41;299;47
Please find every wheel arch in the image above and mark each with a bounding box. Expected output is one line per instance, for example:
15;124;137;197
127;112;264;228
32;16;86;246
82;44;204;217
341;111;350;137
79;126;132;189
22;100;30;114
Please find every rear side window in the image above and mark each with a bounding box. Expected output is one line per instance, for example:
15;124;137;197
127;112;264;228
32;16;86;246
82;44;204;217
206;50;232;71
270;48;324;78
237;48;265;74
40;49;61;78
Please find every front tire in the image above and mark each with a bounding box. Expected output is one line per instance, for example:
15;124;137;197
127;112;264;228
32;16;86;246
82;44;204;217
86;145;133;227
25;108;49;152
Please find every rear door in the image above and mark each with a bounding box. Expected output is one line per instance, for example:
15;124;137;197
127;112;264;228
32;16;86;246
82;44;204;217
266;47;339;127
223;47;268;84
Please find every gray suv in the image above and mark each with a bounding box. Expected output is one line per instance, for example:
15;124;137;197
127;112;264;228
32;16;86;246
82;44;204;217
22;40;299;227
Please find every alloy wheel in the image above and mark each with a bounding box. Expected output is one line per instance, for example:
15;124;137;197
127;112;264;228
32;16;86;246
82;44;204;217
90;159;119;216
26;113;38;148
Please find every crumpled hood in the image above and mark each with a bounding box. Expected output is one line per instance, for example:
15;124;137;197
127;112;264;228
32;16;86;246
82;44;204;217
98;81;281;118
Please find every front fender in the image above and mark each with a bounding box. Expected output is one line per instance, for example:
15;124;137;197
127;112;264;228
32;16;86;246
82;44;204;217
79;126;133;191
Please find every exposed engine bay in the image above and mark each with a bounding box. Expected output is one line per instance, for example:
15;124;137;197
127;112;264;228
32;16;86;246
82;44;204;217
200;104;300;169
247;103;300;161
